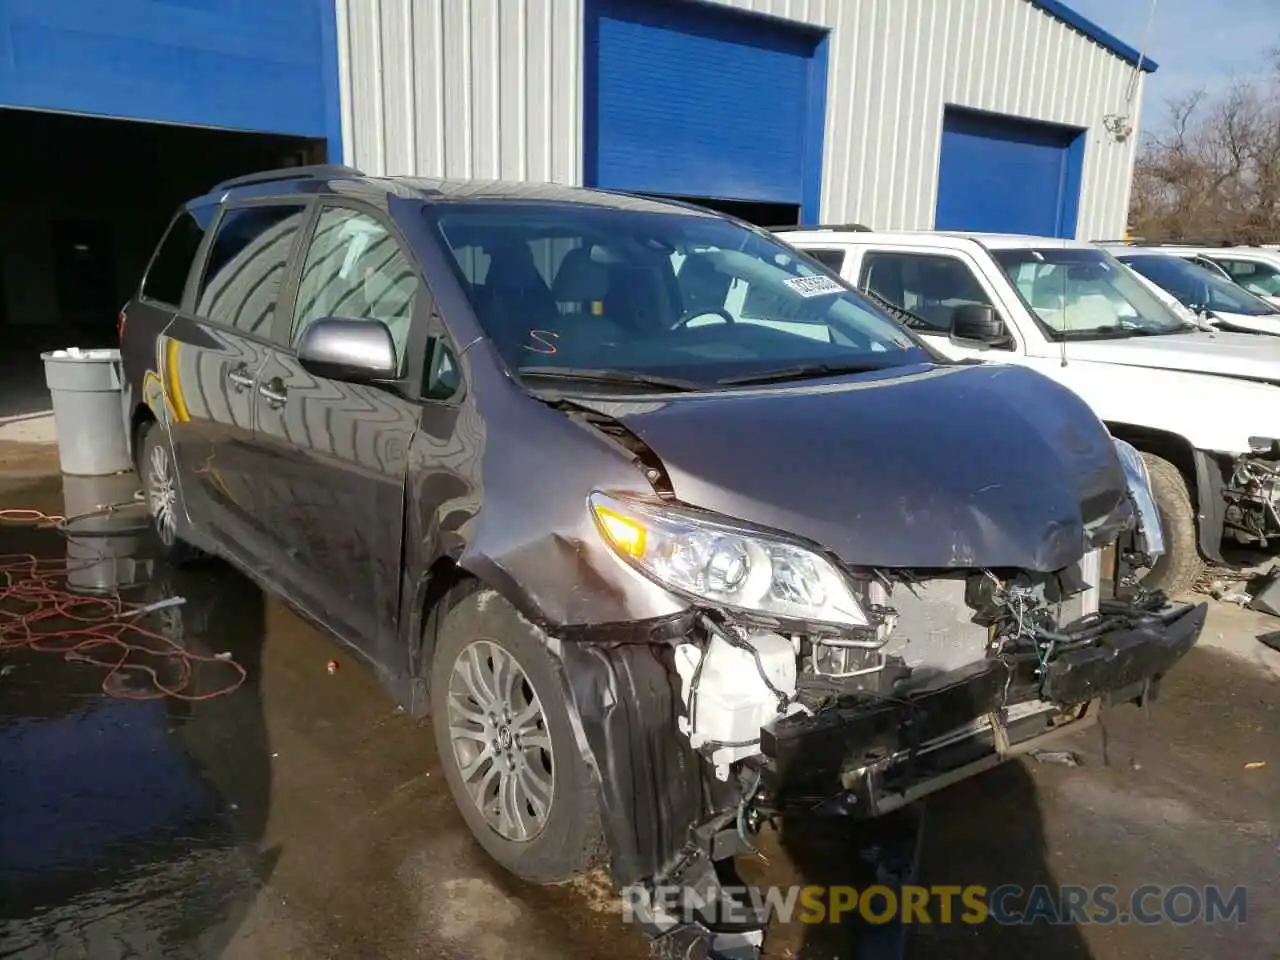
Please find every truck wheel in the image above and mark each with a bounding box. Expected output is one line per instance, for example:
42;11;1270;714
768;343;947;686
429;586;605;883
1137;452;1203;597
138;420;201;566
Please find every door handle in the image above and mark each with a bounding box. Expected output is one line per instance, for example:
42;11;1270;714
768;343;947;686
227;365;254;392
259;379;288;409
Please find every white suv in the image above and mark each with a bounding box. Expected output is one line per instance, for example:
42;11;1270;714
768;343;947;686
777;227;1280;595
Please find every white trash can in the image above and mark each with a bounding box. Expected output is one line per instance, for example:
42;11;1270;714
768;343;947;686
41;348;132;476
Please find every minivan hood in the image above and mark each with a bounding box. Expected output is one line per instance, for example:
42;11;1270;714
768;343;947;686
583;363;1126;572
1053;329;1280;381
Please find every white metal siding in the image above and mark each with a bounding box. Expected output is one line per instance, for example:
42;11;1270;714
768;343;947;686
337;0;582;183
337;0;1145;240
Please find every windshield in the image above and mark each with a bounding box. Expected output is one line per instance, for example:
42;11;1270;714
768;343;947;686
992;247;1189;340
427;202;935;388
1120;254;1279;317
1209;256;1280;297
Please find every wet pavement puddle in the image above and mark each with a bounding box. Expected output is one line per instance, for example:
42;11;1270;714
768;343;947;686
1;471;1276;959
1;472;271;959
0;472;635;960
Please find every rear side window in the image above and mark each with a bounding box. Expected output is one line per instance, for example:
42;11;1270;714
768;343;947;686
196;204;308;338
141;205;215;306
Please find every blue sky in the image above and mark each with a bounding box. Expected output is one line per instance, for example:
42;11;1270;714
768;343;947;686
1066;0;1277;129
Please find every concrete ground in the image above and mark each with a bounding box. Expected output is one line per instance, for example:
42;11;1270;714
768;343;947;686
0;452;1276;960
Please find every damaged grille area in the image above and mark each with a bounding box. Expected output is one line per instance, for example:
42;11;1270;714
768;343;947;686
758;597;1204;814
673;555;1107;781
792;557;1102;708
878;577;994;673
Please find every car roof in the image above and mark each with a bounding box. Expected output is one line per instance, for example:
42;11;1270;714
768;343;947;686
194;166;721;217
1106;247;1184;258
777;228;1098;251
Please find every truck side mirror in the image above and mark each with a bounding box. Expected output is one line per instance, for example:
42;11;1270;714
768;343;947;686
950;304;1009;347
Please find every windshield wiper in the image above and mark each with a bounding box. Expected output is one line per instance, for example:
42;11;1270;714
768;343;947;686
860;288;934;330
517;366;702;392
716;362;886;386
1061;325;1175;341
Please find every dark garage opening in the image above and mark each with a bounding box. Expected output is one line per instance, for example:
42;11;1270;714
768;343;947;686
647;193;801;228
0;108;324;418
0;108;324;342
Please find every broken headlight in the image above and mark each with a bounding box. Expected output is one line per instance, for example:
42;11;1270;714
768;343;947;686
589;492;868;627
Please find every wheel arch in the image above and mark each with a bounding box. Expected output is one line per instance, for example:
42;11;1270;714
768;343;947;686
129;403;158;466
1105;421;1223;562
406;555;477;715
421;576;701;889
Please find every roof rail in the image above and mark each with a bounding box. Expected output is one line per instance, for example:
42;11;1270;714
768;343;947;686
767;222;872;233
1142;239;1242;248
212;164;365;193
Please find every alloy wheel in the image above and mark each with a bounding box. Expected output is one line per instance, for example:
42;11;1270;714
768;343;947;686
146;440;178;546
446;639;555;841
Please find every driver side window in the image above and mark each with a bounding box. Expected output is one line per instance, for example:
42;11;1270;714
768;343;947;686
1217;258;1280;296
291;206;418;372
858;251;994;333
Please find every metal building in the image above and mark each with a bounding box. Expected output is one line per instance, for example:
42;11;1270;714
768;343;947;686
337;0;1154;240
0;0;1151;349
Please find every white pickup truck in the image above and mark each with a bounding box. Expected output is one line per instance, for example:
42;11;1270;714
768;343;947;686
777;228;1280;595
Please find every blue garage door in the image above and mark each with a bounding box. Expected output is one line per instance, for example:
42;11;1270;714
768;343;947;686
584;0;828;222
0;0;339;157
935;107;1086;238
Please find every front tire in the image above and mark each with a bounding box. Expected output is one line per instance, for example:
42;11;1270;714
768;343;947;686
430;586;605;883
1136;452;1202;597
138;420;201;566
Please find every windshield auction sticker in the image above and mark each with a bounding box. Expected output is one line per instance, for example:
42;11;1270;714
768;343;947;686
784;275;844;298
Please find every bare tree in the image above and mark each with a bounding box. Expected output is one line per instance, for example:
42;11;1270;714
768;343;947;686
1130;52;1280;243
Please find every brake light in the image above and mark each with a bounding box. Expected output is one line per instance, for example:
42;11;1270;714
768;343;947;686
117;309;127;343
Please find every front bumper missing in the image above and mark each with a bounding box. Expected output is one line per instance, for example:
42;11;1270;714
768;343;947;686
758;601;1206;815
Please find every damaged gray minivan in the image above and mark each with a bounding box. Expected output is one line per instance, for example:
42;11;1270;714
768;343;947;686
120;168;1205;958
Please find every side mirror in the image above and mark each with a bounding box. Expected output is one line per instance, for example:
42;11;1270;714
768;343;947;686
950;304;1009;347
297;317;399;383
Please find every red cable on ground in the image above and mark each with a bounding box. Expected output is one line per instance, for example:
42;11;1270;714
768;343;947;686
0;507;246;702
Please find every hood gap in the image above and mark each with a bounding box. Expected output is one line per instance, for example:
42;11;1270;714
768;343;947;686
566;408;675;498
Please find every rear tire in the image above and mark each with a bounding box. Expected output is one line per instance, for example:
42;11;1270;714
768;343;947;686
137;420;201;566
1137;452;1202;597
429;585;605;883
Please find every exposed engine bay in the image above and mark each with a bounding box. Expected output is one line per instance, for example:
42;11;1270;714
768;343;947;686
672;553;1122;783
613;554;1205;958
1225;452;1280;545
